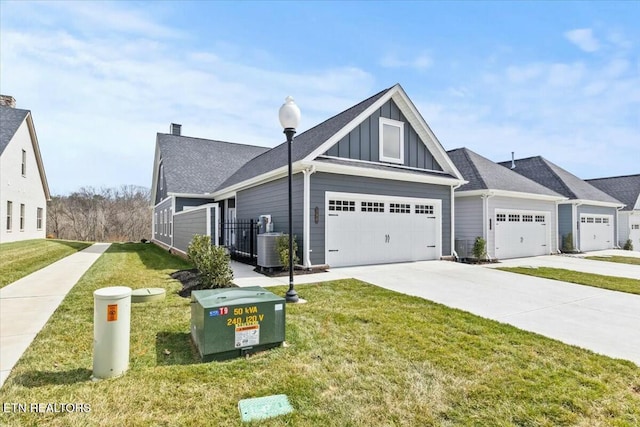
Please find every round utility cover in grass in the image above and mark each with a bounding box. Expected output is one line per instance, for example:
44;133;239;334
131;288;166;303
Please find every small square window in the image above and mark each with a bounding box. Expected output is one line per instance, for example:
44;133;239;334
496;213;506;222
602;218;609;224
390;203;410;214
535;215;545;222
522;215;533;222
361;201;384;213
379;117;404;164
508;214;520;222
415;204;434;215
329;200;355;212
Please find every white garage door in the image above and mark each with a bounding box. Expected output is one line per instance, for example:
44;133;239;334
494;210;549;259
630;219;640;251
326;192;441;267
579;214;614;252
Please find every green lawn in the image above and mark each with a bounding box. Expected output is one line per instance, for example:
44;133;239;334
498;266;640;295
586;255;640;266
1;243;639;426
0;239;92;288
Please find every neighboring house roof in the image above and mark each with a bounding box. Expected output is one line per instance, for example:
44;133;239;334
217;86;394;190
497;156;622;205
0;106;30;155
447;148;564;197
586;174;640;211
157;134;269;195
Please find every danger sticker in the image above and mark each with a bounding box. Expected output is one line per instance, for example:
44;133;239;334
235;324;259;348
107;304;118;322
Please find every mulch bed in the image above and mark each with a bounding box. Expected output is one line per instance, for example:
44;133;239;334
171;269;238;298
254;266;328;277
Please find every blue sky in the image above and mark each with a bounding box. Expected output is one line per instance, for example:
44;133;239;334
1;1;638;195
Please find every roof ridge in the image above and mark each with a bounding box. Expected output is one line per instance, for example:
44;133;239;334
586;173;640;181
461;148;488;190
538;157;578;199
157;133;269;150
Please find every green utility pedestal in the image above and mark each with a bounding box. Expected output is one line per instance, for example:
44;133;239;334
190;287;285;361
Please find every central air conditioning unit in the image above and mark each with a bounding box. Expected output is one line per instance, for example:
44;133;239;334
257;232;283;268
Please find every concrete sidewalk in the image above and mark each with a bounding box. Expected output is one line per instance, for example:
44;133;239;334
0;243;110;388
231;260;351;288
485;250;640;280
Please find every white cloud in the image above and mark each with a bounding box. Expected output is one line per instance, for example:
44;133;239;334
564;28;600;52
380;52;432;70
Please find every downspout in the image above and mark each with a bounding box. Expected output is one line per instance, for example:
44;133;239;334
170;196;176;250
555;200;561;253
573;202;582;251
451;183;463;260
615;205;624;248
302;165;317;268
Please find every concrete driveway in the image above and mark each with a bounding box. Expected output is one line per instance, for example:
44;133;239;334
332;260;640;366
486;249;640;279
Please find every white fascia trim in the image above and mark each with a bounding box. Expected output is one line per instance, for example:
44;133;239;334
213;164;307;199
455;189;567;202
304;160;465;187
167;192;216;199
26;113;51;200
150;140;161;207
173;202;219;216
559;199;625;208
318;155;454;176
154;196;173;209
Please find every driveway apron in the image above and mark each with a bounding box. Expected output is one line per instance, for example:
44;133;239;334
334;260;640;366
0;243;110;388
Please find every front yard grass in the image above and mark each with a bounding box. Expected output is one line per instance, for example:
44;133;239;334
0;239;92;288
1;243;639;426
586;255;640;266
498;266;640;295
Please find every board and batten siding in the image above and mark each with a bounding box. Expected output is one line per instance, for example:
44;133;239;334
324;99;443;171
153;197;172;247
487;196;558;257
236;175;304;259
173;208;208;253
309;172;452;265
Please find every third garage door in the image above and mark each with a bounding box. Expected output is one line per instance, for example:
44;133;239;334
326;192;441;267
495;210;550;259
579;214;614;251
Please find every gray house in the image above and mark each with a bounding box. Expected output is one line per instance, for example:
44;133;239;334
587;174;640;250
448;148;566;259
151;84;466;267
498;156;624;252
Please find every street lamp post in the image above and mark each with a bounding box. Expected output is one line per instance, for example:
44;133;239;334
278;96;301;303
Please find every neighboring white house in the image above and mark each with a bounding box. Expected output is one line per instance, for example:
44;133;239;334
0;95;51;243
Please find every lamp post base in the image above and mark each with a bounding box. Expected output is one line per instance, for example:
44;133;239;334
285;288;299;303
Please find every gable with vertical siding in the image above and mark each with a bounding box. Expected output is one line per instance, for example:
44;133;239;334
324;99;443;171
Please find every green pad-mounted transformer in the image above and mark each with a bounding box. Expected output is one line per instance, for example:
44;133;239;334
190;286;286;361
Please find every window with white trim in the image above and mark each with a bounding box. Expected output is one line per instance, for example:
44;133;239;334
37;207;43;230
361;201;384;213
164;210;167;235
415;204;434;214
160;210;164;235
535;215;545;222
21;149;27;176
496;213;506;222
155;212;158;234
20;204;25;231
329;200;355;212
379;117;404;164
6;201;12;231
390;203;410;214
169;209;172;236
159;164;164;191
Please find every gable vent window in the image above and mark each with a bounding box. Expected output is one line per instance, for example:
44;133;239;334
379;117;404;164
496;213;506;222
361;201;384;213
329;200;355;212
21;149;26;176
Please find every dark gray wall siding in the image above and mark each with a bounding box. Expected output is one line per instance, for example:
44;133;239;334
309;172;452;265
558;204;573;245
153;197;172;246
323;99;443;171
173;208;209;253
176;197;215;212
236;175;304;259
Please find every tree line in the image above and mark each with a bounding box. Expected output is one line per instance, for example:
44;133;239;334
47;185;151;242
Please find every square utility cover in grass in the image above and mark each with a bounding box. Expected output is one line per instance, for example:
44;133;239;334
1;243;639;426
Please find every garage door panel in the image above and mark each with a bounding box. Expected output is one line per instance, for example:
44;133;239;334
630;219;640;251
495;210;549;259
580;214;614;252
326;193;440;267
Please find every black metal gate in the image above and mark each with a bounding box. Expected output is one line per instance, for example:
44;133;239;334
222;219;258;264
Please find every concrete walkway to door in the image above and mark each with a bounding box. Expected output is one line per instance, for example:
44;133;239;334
0;243;110;388
333;260;640;366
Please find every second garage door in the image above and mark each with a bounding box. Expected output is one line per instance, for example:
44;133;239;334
494;209;550;259
579;214;614;251
325;192;441;267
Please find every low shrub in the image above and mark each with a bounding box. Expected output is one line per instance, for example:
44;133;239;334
623;239;634;251
275;234;299;270
562;232;575;252
187;234;234;289
472;236;487;261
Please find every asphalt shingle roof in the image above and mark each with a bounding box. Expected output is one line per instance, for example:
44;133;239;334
497;156;622;204
447;148;563;197
157;134;269;195
217;86;394;190
0;106;29;155
586;174;640;211
314;156;456;179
